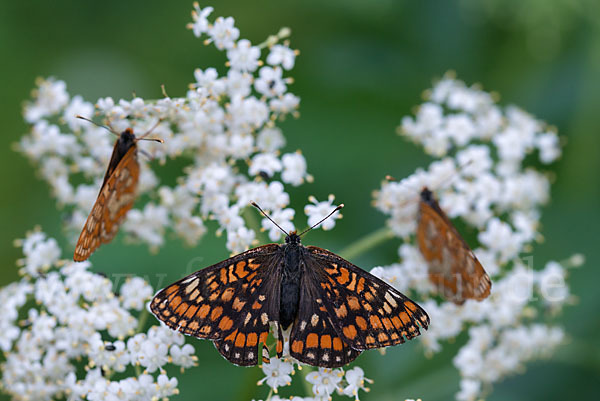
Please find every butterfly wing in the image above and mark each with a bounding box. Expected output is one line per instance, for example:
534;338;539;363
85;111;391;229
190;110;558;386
288;265;362;368
73;144;139;261
288;246;429;367
417;189;492;303
150;244;283;366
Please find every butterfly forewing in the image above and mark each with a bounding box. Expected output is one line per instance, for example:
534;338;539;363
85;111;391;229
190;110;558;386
73;144;139;261
417;188;491;304
304;247;429;350
150;245;282;366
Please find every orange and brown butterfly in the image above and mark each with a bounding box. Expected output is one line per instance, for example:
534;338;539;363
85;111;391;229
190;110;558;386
150;203;429;368
417;187;492;304
73;116;163;262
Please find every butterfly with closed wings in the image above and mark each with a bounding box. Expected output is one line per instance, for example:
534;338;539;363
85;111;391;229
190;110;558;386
151;203;429;368
73;116;163;262
417;187;492;304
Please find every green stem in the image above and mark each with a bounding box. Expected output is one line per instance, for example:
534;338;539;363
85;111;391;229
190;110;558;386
137;308;149;333
337;226;394;260
299;365;314;397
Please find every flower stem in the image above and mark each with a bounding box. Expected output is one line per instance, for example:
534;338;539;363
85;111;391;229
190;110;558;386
299;365;314;397
337;226;394;260
137;308;149;333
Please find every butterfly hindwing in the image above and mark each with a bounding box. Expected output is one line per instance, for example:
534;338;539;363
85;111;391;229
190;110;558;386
304;247;430;350
73;144;139;261
417;188;492;304
150;245;282;366
289;265;361;368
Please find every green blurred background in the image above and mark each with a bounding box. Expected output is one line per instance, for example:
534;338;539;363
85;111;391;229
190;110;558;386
1;0;599;400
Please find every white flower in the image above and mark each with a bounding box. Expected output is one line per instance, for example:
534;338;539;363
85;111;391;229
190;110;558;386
170;344;197;368
535;131;561;163
306;368;343;398
24;78;69;123
249;152;283;177
226;226;256;253
282;152;308;186
258;357;294;391
208;16;240;50
190;3;213;37
63;95;94;131
227;39;261;72
255;66;287;98
120;277;153;311
270;93;300;114
304;195;341;231
341;367;372;400
257;127;286;152
267;44;296;70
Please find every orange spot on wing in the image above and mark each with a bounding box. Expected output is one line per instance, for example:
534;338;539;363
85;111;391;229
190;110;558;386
235;261;249;278
306;333;319;348
337;267;350;285
165;285;179;296
232;298;246;312
291;340;304;354
175;302;189;315
335;304;348;318
332;337;343;351
356;277;365;293
355;316;367;330
399;312;411;324
246;332;258;346
369;315;383;329
320;335;332;349
197;304;210;318
405;301;417;312
366;335;376;346
252;301;262;309
378;332;389;343
184;305;198;318
220;268;227;284
170;296;182;310
343;325;357;340
218;316;233;331
210;306;223;321
221;288;234;302
381;317;393;330
234;333;246;347
347;296;360;311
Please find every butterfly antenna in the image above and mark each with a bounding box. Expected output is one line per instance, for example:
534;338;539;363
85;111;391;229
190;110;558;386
137;118;165;143
299;204;344;237
251;202;289;236
76;115;118;137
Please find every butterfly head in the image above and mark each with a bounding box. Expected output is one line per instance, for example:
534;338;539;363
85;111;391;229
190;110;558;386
420;186;434;204
120;128;136;143
285;231;301;245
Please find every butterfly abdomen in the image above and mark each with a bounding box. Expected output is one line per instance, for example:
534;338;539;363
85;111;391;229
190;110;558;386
279;242;302;330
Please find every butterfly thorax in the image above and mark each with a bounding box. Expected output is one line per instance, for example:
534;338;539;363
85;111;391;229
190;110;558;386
280;232;303;330
115;129;136;160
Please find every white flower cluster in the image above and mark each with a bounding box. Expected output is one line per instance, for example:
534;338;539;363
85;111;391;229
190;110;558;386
18;3;318;254
257;357;371;401
372;73;580;400
0;228;195;401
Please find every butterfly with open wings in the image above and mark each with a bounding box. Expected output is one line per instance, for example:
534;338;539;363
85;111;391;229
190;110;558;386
73;117;163;262
151;203;429;368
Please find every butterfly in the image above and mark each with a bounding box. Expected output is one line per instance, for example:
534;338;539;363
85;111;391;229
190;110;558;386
73;116;163;262
151;203;430;368
417;187;492;304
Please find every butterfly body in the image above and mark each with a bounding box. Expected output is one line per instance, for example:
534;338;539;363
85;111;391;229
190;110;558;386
417;187;491;304
151;231;429;368
73;128;140;262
